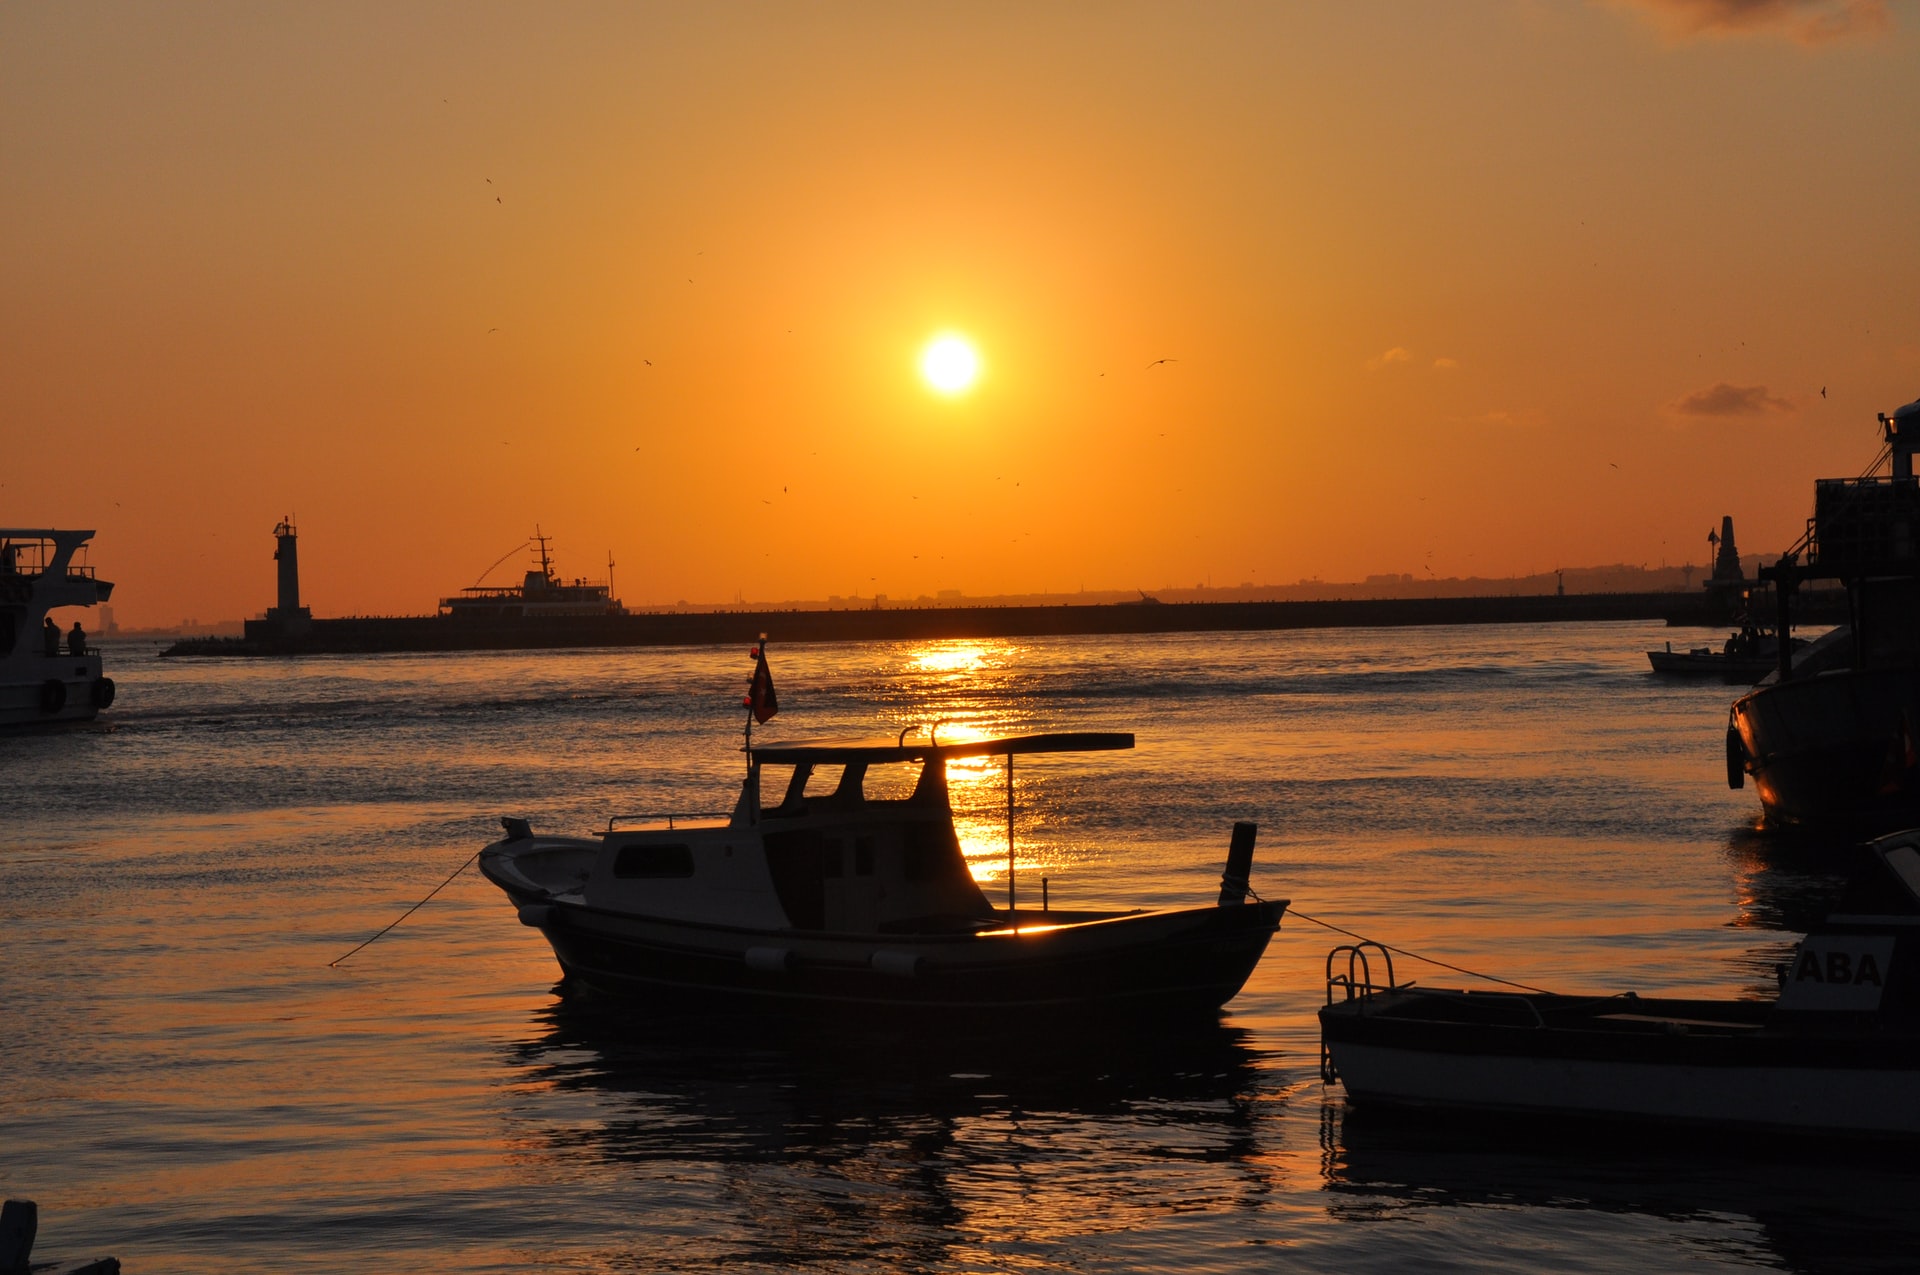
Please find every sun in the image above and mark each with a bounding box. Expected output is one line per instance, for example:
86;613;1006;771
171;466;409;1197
919;334;981;396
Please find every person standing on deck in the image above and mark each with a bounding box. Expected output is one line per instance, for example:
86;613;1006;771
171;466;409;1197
67;621;86;656
43;616;60;656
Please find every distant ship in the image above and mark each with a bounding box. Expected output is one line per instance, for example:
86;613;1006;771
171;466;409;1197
1729;395;1920;825
439;530;626;621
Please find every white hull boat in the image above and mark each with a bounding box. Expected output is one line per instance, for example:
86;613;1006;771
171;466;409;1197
1320;829;1920;1139
0;529;114;730
483;707;1286;1021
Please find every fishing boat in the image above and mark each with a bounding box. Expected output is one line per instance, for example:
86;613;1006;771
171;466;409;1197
1647;622;1803;682
481;653;1285;1019
1318;828;1920;1138
0;528;115;729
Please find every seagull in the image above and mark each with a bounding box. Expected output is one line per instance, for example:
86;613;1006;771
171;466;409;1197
643;359;652;366
1822;386;1828;399
1146;358;1176;369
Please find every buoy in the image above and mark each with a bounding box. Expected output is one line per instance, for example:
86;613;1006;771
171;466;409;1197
37;680;65;714
870;950;922;978
516;904;553;928
744;946;794;973
90;677;115;708
1726;725;1747;790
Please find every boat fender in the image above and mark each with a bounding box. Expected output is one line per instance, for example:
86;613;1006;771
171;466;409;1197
38;679;66;714
91;677;115;708
1725;725;1746;790
1218;821;1258;905
516;903;553;928
870;950;922;979
745;946;795;973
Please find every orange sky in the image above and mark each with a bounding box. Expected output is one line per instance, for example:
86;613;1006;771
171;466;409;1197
5;1;1918;626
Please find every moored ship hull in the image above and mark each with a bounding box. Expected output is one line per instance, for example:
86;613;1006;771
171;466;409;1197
1733;667;1920;825
502;889;1285;1019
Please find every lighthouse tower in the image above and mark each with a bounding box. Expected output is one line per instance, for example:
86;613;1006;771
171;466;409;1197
265;517;312;634
1711;515;1745;585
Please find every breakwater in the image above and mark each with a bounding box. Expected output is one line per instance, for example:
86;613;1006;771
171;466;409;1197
159;590;1780;657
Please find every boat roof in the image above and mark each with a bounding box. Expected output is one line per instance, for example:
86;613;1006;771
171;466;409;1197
0;528;94;541
752;731;1134;765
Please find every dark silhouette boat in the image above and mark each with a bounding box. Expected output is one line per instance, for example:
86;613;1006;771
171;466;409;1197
1318;828;1920;1138
1727;396;1920;825
1648;620;1804;683
481;728;1285;1020
0;528;115;729
439;528;624;620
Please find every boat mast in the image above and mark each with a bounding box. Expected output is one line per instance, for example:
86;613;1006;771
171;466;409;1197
532;526;554;583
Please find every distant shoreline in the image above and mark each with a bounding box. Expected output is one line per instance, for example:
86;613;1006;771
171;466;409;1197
159;589;1835;657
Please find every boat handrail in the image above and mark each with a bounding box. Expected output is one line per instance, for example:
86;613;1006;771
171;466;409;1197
1324;941;1401;1007
604;810;732;833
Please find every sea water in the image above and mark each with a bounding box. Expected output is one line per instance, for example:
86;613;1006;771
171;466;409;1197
2;624;1911;1273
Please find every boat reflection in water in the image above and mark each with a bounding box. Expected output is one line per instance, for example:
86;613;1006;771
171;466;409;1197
495;994;1293;1270
1322;1102;1920;1275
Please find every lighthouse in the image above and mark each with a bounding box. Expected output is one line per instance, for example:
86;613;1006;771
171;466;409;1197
266;518;312;634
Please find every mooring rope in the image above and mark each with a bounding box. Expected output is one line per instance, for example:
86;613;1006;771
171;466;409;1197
1286;906;1553;995
328;849;481;968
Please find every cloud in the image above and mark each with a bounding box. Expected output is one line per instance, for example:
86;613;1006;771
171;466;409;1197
1432;357;1460;372
1669;382;1796;416
1612;0;1893;44
1366;347;1411;371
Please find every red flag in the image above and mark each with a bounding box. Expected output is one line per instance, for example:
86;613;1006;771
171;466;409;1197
747;645;778;724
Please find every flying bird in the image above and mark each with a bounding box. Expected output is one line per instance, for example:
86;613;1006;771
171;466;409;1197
1822;386;1828;398
1146;358;1176;369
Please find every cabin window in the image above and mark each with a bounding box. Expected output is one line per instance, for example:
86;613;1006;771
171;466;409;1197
613;843;695;879
854;837;875;876
862;762;920;801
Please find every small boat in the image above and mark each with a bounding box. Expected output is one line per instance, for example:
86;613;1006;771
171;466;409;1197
481;661;1285;1020
1318;828;1920;1138
0;528;115;729
1647;624;1804;682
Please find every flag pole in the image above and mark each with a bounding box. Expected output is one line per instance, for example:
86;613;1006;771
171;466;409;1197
1005;752;1017;920
743;633;770;778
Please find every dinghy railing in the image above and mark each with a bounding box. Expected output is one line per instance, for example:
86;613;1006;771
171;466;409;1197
605;810;732;833
1325;941;1401;1007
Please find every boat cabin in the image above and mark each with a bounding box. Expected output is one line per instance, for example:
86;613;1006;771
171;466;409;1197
580;732;1134;936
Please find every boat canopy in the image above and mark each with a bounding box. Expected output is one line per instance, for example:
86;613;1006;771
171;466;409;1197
751;731;1134;766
